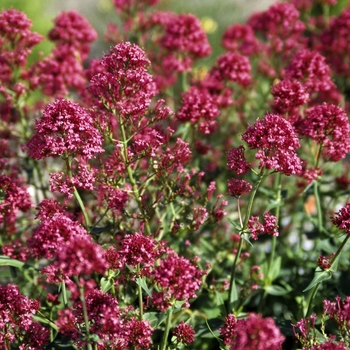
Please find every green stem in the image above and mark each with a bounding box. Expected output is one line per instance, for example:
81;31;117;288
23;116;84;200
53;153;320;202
65;157;90;229
313;144;323;233
227;169;267;313
267;172;282;275
161;307;173;350
119;118;151;235
305;234;350;317
137;264;144;321
77;280;93;350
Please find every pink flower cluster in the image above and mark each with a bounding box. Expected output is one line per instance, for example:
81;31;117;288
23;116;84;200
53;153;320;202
57;289;153;349
219;313;285;349
27;99;103;160
247;212;279;240
242;113;302;175
0;284;49;348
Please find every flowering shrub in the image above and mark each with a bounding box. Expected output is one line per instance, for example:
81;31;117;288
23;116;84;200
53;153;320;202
1;1;350;349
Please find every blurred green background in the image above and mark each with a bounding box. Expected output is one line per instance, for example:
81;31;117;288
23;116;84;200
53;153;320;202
0;0;275;62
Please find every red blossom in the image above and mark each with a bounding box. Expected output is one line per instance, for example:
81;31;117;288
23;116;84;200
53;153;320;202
285;49;335;93
229;313;285;350
227;146;250;175
0;285;49;348
27;99;103;160
173;321;195;344
242;113;302;175
177;86;220;135
296;103;350;162
152;249;204;309
331;202;350;234
227;178;252;198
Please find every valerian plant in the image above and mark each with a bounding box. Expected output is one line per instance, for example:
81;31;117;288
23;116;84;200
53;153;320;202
1;0;350;349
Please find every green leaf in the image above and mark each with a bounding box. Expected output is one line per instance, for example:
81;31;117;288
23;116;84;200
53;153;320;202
0;256;24;269
227;218;242;232
264;284;290;296
135;276;152;297
268;256;281;282
303;267;332;292
143;312;167;327
100;277;113;293
215;290;227;316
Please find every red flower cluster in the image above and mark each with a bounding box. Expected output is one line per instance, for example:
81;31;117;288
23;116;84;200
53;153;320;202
247;212;279;240
220;313;285;349
242;113;302;175
297;103;350;162
27;99;104;160
152;249;204;309
0;284;49;348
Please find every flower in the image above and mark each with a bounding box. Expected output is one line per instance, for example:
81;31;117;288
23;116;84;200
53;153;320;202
227;178;252;198
177;86;220;135
227;146;250;174
241;113;302;175
160;13;211;63
0;9;43;69
221;24;259;55
0;284;49;348
173;321;195;344
285;49;335;93
152;249;204;309
331;201;350;233
247;212;279;240
48;10;97;60
0;175;31;234
89;42;157;121
27;99;104;160
211;52;252;87
296;103;350;162
219;314;237;345
271;79;309;115
42;236;108;283
230;313;285;350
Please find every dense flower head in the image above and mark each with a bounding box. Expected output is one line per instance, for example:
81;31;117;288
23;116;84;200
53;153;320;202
0;175;31;234
219;313;237;345
159;138;192;174
113;0;160;12
227;178;252;198
248;2;305;57
48;10;97;60
230;313;285;349
173;321;195;344
152;249;204;309
310;340;348;350
114;232;163;273
0;9;43;68
331;202;350;234
247;212;279;240
210;52;252;87
241;113;302;175
160;13;211;59
271;79;309;114
221;24;259;55
0;284;49;348
177;86;220;134
28;46;87;97
248;2;304;39
28;212;89;259
42;236;108;283
97;185;129;213
227;146;250;174
89;42;157;118
285;49;335;93
27;99;103;160
296;103;350;162
319;8;350;76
